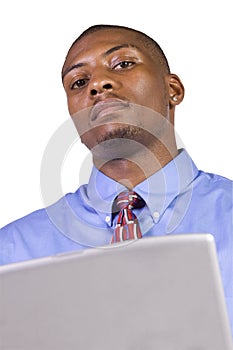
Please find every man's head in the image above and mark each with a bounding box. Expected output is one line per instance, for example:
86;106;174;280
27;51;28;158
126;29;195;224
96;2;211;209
62;25;184;165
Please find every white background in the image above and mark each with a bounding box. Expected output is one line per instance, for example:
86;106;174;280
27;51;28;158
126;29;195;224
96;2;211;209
0;0;232;227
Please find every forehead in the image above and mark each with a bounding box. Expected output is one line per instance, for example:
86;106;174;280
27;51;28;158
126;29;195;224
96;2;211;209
64;28;149;68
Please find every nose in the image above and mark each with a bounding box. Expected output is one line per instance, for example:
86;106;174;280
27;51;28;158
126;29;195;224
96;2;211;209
88;71;120;97
90;82;113;96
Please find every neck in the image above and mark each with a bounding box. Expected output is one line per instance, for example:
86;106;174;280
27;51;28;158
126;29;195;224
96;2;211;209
93;140;178;189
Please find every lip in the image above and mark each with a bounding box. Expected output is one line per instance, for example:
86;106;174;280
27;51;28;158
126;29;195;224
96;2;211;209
90;98;129;122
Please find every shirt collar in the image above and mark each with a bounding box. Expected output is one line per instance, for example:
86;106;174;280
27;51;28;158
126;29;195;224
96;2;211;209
86;149;199;224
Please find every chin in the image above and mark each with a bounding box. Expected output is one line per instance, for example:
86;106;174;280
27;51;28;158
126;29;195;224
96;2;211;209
91;137;148;162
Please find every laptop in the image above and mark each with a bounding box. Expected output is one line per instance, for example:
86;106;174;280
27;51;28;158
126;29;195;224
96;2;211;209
0;233;232;350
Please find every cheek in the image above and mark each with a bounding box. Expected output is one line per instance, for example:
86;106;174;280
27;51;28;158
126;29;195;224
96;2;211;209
128;74;159;106
139;76;169;115
67;95;79;116
66;93;88;116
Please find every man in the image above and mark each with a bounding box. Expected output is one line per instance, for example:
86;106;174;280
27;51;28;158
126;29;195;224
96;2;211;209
0;24;232;329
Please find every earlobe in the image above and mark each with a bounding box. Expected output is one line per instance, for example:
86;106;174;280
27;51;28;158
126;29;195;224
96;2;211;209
167;74;185;107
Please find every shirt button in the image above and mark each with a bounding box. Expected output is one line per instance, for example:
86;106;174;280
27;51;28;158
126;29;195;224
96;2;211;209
105;216;111;223
153;211;160;219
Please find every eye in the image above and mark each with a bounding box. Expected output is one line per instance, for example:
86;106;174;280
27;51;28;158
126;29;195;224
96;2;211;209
71;78;88;89
114;60;135;70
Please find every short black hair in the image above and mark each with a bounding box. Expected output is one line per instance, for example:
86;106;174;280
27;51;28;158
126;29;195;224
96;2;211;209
62;24;170;76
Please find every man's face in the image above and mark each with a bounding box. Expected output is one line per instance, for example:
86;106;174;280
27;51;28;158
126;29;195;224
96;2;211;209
62;28;173;158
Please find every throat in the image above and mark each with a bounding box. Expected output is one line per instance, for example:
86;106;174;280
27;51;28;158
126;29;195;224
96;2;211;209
94;146;178;189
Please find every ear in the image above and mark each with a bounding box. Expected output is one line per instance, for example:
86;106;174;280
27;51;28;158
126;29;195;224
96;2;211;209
167;74;185;108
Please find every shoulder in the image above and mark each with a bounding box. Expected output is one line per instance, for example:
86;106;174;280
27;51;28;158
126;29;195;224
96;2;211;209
0;190;81;234
0;207;53;254
194;170;233;204
197;170;233;187
0;206;49;264
0;190;85;265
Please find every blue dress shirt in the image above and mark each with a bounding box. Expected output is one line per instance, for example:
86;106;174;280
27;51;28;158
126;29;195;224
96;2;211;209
0;149;232;333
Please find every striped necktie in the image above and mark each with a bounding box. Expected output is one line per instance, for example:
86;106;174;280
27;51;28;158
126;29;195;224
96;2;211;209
111;191;144;243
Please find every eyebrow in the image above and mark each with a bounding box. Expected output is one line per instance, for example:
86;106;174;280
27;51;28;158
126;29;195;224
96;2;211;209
62;62;86;81
103;44;136;56
62;44;138;80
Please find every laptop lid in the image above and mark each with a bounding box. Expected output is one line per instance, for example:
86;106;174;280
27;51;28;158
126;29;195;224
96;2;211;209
0;233;232;350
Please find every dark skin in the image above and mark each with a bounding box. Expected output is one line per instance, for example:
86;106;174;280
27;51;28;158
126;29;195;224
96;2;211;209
62;28;184;189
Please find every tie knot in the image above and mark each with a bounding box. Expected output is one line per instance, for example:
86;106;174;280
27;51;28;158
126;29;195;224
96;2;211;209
116;191;144;210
